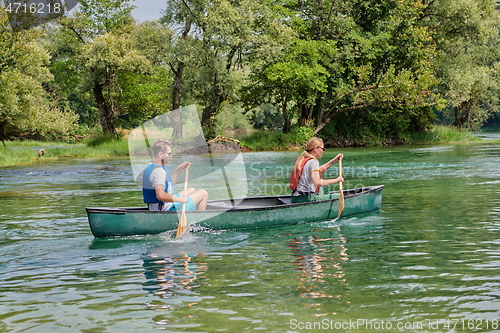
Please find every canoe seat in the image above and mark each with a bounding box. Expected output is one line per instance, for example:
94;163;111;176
206;201;231;210
278;198;292;205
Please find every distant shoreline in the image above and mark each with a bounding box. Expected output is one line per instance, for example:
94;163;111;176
1;126;498;168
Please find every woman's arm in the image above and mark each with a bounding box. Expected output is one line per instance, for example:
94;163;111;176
319;154;343;173
311;170;344;187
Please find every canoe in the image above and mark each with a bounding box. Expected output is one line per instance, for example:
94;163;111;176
86;185;384;238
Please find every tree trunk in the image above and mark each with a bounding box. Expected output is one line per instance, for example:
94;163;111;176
202;102;221;140
315;109;337;133
316;92;327;128
454;105;462;129
0;120;7;148
93;82;116;135
202;93;227;139
455;100;473;129
298;103;307;126
170;65;184;140
201;70;228;139
298;103;316;128
282;92;291;133
170;21;192;141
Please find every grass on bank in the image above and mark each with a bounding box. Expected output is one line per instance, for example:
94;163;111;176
238;125;485;150
0;137;128;167
236;127;315;150
0;126;492;167
406;125;482;144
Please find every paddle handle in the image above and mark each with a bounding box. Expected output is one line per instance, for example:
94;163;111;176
338;159;343;194
338;159;342;180
182;167;189;210
338;158;344;218
184;166;189;200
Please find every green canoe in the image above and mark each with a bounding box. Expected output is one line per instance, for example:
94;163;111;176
86;185;384;238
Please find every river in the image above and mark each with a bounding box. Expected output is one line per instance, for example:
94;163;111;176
0;139;499;332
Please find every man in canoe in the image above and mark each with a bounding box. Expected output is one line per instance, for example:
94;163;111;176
142;139;208;211
290;136;344;203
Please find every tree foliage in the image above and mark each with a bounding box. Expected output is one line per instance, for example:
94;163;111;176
2;0;500;146
246;0;442;141
161;0;292;138
419;0;500;129
54;0;157;136
0;11;78;146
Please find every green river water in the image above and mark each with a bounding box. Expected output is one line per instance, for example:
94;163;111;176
0;137;499;332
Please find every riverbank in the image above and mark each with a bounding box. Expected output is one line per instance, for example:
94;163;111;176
0;126;494;168
236;125;485;150
0;139;129;167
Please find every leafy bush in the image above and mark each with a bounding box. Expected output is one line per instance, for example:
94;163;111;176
215;104;252;133
407;126;479;144
286;127;316;145
320;105;436;145
86;133;121;147
237;126;316;150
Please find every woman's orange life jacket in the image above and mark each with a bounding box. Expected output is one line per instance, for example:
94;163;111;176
289;157;321;193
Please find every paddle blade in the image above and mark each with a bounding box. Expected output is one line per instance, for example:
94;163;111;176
176;211;188;237
338;185;344;218
176;166;190;238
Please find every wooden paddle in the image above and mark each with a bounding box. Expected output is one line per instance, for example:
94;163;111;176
175;166;189;237
338;158;344;218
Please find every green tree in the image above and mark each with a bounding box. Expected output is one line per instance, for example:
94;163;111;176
244;0;440;140
161;0;284;139
419;0;500;129
134;17;198;140
55;0;153;135
247;39;333;133
159;4;198;139
0;11;78;147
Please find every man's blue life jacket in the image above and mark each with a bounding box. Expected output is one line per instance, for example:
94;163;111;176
142;163;173;204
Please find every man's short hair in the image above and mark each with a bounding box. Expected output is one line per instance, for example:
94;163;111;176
152;139;171;157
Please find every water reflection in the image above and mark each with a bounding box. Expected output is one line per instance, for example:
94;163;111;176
143;254;208;304
88;231;249;319
288;226;350;302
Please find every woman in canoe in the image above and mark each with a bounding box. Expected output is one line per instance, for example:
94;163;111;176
142;139;208;211
290;136;344;203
